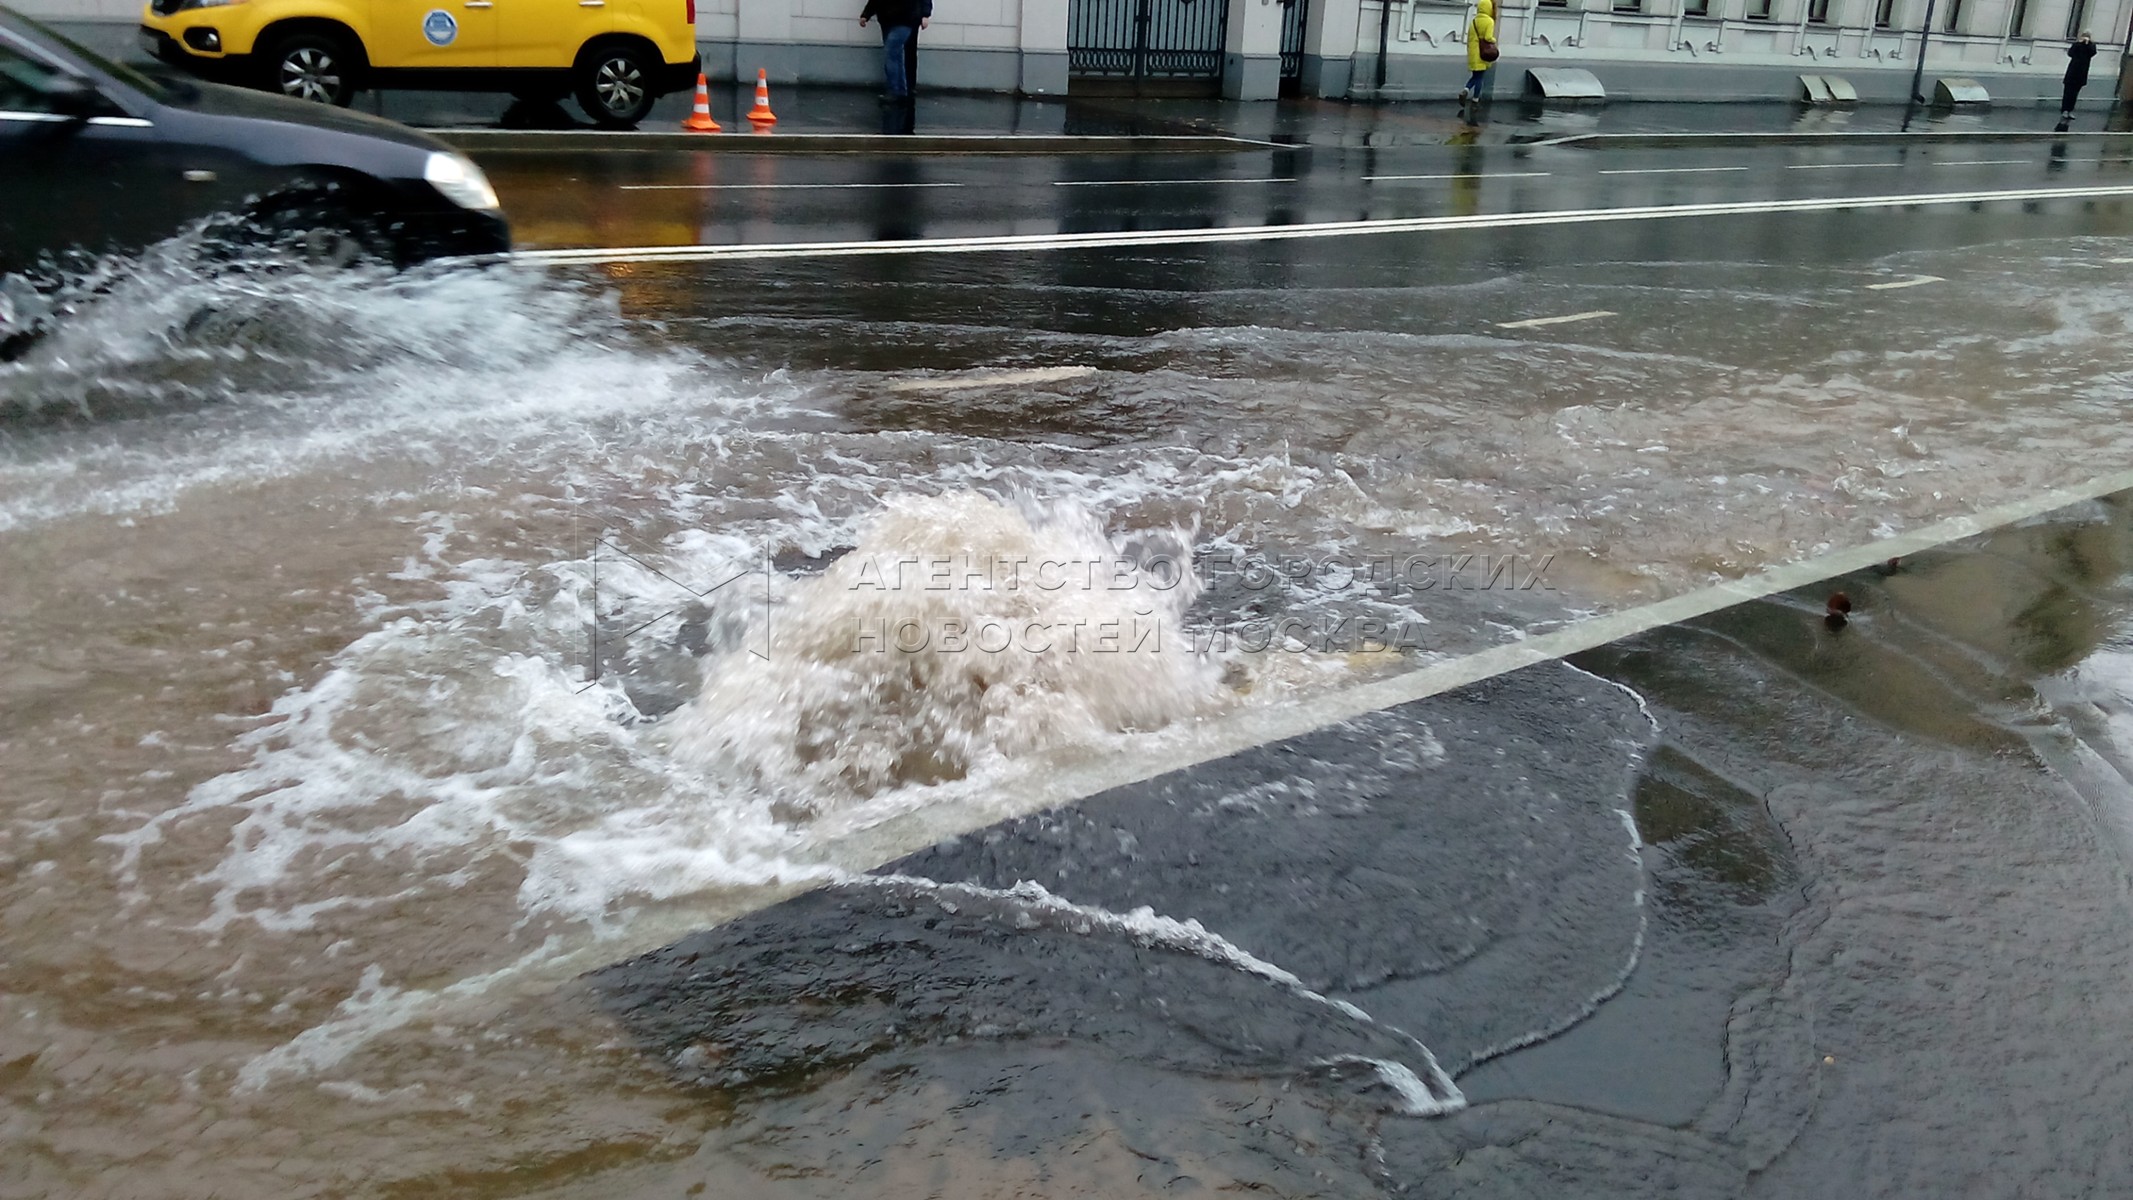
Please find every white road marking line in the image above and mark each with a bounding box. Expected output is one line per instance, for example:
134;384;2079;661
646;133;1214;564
1933;159;2029;166
2110;256;2133;263
1363;171;1552;181
511;183;2133;265
1597;166;1749;176
1055;177;1299;187
620;181;966;191
1496;309;1616;329
1865;273;1946;290
887;365;1098;392
1788;162;1905;170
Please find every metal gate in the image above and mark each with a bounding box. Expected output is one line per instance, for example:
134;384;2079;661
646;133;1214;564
1279;0;1308;91
1068;0;1229;93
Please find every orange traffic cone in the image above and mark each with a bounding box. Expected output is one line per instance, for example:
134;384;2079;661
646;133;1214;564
746;68;777;129
680;73;720;132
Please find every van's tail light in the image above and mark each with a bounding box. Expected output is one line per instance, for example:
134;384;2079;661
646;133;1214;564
686;0;695;22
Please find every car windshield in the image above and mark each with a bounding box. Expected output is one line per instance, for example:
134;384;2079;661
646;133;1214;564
0;6;175;102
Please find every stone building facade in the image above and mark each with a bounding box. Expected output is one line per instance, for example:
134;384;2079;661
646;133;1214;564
19;0;2128;103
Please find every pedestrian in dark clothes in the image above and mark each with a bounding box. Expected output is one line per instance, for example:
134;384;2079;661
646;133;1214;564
859;0;931;100
2063;31;2097;120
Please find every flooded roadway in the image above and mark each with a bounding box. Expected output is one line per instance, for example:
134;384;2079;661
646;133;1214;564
6;135;2133;1196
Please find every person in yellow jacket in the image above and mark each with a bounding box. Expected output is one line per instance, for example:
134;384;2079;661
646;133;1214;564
1460;0;1498;108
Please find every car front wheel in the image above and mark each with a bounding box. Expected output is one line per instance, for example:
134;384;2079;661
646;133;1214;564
232;188;397;269
266;32;359;107
574;43;657;129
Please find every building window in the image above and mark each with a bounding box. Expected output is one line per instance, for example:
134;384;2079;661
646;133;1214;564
1614;0;1642;12
1808;0;1830;21
1943;0;1963;30
1538;0;1569;8
2008;0;2029;34
2066;0;2089;37
1746;0;1774;18
1874;0;1895;25
1684;0;1710;14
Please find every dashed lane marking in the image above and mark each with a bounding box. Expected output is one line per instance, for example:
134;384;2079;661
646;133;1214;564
1496;310;1616;329
1054;177;1299;187
512;183;2133;265
886;366;1098;392
620;182;966;191
1933;159;2030;166
1362;171;1553;181
1788;162;1906;170
1864;274;1946;290
1597;166;1749;176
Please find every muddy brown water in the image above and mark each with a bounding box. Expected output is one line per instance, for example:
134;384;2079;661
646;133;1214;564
5;222;2133;1195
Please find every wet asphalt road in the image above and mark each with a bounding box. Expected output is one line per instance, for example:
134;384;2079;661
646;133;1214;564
477;132;2133;253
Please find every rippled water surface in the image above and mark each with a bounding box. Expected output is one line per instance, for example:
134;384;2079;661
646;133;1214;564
6;221;2133;1196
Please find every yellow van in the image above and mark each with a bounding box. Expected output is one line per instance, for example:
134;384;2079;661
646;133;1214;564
139;0;700;127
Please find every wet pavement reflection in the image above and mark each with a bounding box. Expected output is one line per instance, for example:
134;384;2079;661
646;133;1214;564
467;131;2133;252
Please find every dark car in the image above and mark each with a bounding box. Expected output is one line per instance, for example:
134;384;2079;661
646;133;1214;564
1;5;508;352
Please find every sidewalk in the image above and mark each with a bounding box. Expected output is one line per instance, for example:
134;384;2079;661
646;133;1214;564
364;85;2133;149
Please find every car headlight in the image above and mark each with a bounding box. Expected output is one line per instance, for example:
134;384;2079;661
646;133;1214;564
183;0;248;9
423;152;501;213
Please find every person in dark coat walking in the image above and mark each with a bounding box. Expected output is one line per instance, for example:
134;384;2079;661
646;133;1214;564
2063;31;2098;121
859;0;931;100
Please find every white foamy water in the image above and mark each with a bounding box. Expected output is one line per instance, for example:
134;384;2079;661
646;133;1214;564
103;485;1240;942
84;484;1257;1094
662;491;1222;806
858;873;1467;1115
0;252;786;532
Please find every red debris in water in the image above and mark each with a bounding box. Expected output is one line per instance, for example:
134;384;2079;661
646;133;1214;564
1824;591;1852;631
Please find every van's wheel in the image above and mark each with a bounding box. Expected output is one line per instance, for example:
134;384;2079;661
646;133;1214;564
266;31;359;107
574;42;657;129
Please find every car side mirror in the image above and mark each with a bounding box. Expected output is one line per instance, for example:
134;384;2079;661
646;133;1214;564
43;74;101;119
